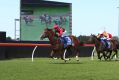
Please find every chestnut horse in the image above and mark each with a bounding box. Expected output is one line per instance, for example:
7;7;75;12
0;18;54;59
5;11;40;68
40;28;81;62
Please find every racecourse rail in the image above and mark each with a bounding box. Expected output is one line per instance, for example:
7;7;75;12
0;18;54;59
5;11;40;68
0;43;95;47
0;43;95;62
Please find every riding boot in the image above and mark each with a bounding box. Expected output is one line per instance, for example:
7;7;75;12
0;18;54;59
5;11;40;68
63;37;67;48
63;37;67;44
64;44;67;48
107;40;110;48
104;39;108;48
101;39;106;48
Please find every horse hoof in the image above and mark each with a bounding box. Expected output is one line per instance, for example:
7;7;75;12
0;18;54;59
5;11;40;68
64;60;67;63
115;59;118;61
53;57;58;60
98;58;100;60
77;60;79;62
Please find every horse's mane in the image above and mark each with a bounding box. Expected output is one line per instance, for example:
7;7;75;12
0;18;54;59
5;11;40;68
45;28;59;38
90;34;101;43
45;28;53;31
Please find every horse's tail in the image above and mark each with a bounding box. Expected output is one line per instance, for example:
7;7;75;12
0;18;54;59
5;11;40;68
116;41;119;49
111;39;119;49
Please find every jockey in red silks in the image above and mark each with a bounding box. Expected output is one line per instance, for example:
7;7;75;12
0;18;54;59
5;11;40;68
106;33;112;40
53;24;65;37
53;24;71;48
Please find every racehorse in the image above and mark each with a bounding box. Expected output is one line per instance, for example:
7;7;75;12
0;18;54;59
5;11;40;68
40;28;81;62
88;35;107;60
88;34;118;60
110;39;119;60
59;16;67;26
39;15;52;26
23;15;34;24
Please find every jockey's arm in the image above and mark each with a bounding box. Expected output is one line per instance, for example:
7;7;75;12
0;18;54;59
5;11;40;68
58;30;63;37
97;34;100;38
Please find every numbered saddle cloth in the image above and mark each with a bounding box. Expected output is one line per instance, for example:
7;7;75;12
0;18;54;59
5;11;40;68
60;36;72;48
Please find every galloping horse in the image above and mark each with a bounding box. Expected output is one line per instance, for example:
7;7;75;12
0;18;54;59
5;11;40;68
40;28;81;62
39;15;52;26
23;15;34;24
89;34;118;60
59;16;67;26
109;39;119;60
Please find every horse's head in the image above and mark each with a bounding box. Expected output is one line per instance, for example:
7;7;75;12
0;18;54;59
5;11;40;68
88;34;99;44
40;28;54;40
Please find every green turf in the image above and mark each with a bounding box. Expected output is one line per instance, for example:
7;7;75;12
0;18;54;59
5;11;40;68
0;57;119;80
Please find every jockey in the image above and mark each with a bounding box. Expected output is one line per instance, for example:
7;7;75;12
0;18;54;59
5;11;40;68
53;24;64;37
97;31;112;48
54;18;60;26
103;32;112;48
53;24;71;48
97;31;107;47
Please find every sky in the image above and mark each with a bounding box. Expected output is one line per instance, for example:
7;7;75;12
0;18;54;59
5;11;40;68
0;0;119;39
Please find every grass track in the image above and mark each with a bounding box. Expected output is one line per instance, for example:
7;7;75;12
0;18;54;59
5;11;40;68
0;57;119;80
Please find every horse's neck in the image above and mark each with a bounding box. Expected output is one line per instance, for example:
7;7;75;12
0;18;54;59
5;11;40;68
94;37;100;46
48;32;59;45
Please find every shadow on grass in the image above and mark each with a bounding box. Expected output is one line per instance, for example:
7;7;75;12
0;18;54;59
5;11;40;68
50;62;83;64
98;59;119;62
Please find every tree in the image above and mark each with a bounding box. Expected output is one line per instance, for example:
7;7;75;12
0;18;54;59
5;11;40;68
6;36;12;41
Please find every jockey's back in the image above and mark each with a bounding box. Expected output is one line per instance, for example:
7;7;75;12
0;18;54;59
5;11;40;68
53;24;65;37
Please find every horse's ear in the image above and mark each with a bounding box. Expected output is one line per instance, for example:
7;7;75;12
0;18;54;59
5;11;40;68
45;27;51;31
45;27;49;29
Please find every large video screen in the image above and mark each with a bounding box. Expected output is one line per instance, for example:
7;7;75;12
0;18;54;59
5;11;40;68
20;0;72;41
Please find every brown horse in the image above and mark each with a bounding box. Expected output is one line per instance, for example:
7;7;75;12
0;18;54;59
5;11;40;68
88;34;118;60
109;39;119;60
40;28;81;62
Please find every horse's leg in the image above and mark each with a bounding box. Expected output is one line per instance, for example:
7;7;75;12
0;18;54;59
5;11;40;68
98;52;104;60
100;54;103;60
111;50;118;60
107;51;112;60
41;20;42;24
97;52;101;60
103;52;107;61
115;50;118;59
63;49;70;62
50;50;58;59
50;50;54;58
75;49;79;62
115;50;118;60
25;20;28;24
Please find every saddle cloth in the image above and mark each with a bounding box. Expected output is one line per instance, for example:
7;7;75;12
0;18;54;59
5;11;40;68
60;36;72;48
101;39;111;49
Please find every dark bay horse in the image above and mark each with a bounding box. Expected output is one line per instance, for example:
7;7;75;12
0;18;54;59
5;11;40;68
40;28;81;62
39;15;52;26
110;39;119;60
23;15;34;24
88;35;119;60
